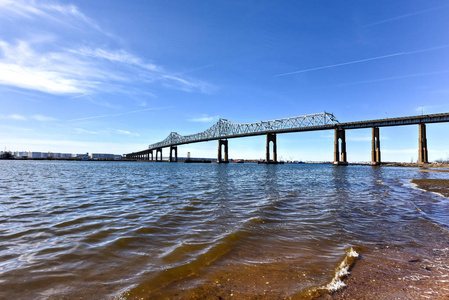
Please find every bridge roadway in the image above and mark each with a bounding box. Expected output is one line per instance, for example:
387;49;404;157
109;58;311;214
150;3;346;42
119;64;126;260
126;112;449;165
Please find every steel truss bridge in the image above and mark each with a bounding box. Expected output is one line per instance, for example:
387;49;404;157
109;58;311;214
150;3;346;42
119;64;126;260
126;112;449;165
148;112;339;149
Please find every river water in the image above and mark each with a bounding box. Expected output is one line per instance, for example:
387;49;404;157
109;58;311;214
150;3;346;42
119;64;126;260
0;160;448;299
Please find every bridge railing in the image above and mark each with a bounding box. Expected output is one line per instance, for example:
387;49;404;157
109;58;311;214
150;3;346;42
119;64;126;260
149;112;339;149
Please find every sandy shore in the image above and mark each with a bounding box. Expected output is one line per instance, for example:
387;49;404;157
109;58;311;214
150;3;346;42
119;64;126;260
411;178;449;197
318;238;449;299
382;162;449;169
319;175;449;299
147;175;449;300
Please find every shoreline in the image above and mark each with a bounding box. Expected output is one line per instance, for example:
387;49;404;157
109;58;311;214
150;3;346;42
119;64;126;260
318;234;449;299
319;176;449;299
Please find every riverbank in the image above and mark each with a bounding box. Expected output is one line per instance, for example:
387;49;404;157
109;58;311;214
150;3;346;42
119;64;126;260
319;172;449;299
319;229;449;299
383;162;449;169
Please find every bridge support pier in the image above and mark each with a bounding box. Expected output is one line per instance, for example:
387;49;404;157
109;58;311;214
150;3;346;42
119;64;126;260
266;133;277;164
149;150;153;161
169;146;178;162
217;139;229;163
371;127;381;166
418;123;428;164
156;148;163;161
333;128;348;165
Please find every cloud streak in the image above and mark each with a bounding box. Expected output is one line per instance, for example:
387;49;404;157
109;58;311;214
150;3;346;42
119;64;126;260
0;114;26;120
0;0;106;34
68;107;171;122
275;45;449;77
189;114;219;122
364;5;449;28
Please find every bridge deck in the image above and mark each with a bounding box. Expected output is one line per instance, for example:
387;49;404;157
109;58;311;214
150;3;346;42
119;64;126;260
127;112;449;156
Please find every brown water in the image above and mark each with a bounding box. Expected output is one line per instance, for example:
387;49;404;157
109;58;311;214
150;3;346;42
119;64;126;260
0;160;448;299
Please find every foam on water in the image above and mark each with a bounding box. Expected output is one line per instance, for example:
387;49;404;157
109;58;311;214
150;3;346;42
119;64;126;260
323;247;359;292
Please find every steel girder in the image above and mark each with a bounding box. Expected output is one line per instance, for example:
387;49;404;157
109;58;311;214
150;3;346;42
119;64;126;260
148;112;339;149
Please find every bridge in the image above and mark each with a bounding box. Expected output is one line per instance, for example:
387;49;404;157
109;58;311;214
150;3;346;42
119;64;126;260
125;112;449;165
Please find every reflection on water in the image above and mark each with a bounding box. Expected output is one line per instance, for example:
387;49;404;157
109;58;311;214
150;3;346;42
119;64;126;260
0;160;448;299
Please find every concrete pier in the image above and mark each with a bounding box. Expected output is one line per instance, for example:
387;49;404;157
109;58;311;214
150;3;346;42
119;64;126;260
266;133;277;163
333;128;348;165
156;148;163;161
217;139;229;163
371;127;381;165
169;146;178;162
418;123;428;163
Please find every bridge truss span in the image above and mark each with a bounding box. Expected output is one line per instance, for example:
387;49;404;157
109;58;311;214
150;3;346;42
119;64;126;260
149;112;339;149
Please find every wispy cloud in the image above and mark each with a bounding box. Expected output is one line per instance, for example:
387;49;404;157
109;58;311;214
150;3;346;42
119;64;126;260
70;47;159;71
0;1;214;97
346;135;388;142
415;105;449;114
275;45;449;77
0;114;26;120
189;114;219;122
0;40;94;94
68;107;171;122
0;0;106;34
364;5;449;28
0;113;57;121
275;53;403;77
161;75;215;94
319;70;449;89
32;114;57;121
116;129;140;137
75;128;98;134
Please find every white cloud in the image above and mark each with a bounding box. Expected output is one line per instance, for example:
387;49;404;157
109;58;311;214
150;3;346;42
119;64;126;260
75;128;98;134
0;2;214;97
189;114;219;122
32;114;57;121
69;107;169;122
0;114;26;120
161;74;214;94
0;40;91;94
0;40;214;96
382;148;416;154
0;0;105;33
71;47;159;72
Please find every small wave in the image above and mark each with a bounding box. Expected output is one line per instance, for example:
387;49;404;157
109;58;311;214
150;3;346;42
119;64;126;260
323;247;359;292
302;247;359;298
122;229;253;298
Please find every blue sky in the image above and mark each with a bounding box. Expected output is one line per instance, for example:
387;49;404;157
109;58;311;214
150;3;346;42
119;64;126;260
1;0;449;162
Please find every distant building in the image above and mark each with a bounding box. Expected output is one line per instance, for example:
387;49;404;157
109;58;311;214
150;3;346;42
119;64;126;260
14;151;30;158
76;153;90;160
31;152;43;158
91;153;123;160
5;151;121;160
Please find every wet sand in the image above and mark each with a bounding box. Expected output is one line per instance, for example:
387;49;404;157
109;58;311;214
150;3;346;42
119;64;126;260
172;178;449;299
319;239;449;299
411;178;449;197
322;177;449;299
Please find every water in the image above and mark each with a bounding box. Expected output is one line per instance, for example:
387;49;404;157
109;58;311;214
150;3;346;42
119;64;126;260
0;160;448;299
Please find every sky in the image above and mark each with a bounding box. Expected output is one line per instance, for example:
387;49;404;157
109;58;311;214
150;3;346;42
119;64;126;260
1;0;449;162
